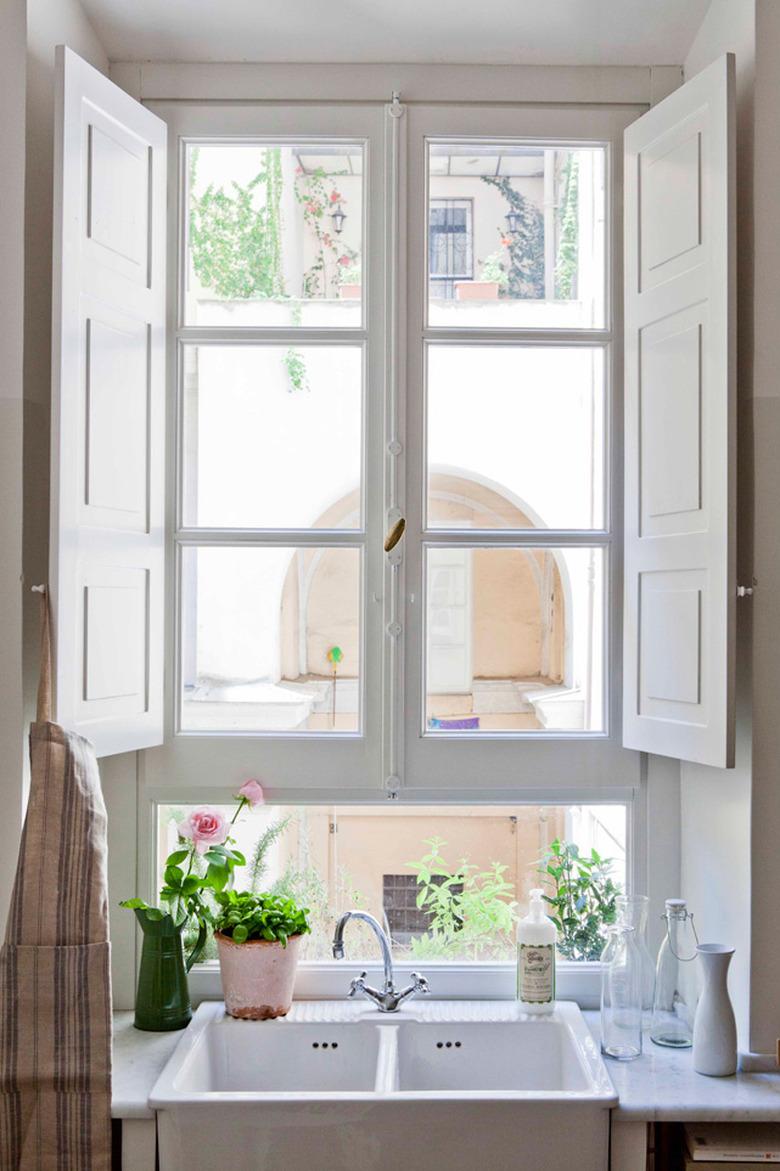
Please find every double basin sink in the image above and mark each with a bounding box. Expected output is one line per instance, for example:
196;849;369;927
152;998;616;1170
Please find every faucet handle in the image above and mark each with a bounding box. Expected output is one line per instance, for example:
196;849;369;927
349;971;368;998
411;972;430;995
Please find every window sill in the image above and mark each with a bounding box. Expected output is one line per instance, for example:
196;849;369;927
188;960;602;1010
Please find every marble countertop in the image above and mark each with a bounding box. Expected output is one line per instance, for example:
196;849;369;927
113;1012;182;1119
111;1006;780;1123
582;1012;780;1122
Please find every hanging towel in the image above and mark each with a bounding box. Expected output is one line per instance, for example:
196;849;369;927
0;591;112;1170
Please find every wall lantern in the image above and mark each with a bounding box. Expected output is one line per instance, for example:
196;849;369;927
504;208;522;236
330;204;347;234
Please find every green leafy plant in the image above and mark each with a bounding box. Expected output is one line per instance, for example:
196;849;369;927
215;889;311;946
189;146;285;301
538;838;621;961
406;836;517;960
554;154;579;299
479;250;509;288
338;259;362;285
283;347;309;392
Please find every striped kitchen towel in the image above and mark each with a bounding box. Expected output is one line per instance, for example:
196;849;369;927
0;590;112;1169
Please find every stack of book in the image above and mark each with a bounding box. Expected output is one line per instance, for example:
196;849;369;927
685;1124;780;1168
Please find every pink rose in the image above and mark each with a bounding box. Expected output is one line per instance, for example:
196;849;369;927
178;807;228;854
338;255;351;266
237;779;265;808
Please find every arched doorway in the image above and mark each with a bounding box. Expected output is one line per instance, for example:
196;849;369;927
279;472;573;730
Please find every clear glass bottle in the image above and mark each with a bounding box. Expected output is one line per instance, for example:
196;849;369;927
600;924;643;1061
616;895;655;1029
650;898;699;1048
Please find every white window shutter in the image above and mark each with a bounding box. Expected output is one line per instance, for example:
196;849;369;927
623;54;736;767
50;46;166;756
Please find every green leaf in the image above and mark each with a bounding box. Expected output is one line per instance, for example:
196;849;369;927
232;924;249;944
164;865;184;888
165;849;189;867
119;897;148;910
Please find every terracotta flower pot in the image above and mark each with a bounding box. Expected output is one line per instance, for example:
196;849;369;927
454;280;500;301
215;931;303;1020
339;283;362;299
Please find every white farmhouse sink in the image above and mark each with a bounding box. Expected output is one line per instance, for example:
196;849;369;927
152;1000;616;1171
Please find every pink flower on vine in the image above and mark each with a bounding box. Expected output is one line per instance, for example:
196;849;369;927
322;234;333;247
330;190;342;203
337;255;351;266
500;236;512;247
295;166;304;175
306;201;318;215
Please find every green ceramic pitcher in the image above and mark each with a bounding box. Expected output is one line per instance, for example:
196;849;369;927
133;908;208;1031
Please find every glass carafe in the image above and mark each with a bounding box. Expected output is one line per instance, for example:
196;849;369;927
650;898;699;1048
600;924;643;1061
616;895;655;1029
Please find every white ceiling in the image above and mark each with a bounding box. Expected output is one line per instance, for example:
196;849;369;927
80;0;711;66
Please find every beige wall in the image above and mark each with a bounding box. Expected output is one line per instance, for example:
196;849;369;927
681;0;755;1055
0;0;27;934
280;806;567;931
748;0;780;1056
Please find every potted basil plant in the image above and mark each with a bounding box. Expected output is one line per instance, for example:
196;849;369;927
215;890;311;1019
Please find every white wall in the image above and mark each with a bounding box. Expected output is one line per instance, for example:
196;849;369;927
23;0;139;1008
0;0;27;933
681;0;755;1053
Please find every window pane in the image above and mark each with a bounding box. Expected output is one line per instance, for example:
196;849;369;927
182;345;362;529
157;803;627;963
185;143;363;327
425;546;604;733
181;546;361;732
427;144;605;329
427;346;605;530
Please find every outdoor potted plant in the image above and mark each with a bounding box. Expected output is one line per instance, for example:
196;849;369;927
338;258;362;300
455;250;508;301
120;779;266;1031
214;889;311;1019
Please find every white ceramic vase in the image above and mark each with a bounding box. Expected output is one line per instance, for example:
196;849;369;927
692;944;737;1077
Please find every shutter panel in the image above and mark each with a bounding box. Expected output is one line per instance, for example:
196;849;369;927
50;46;166;756
623;54;736;767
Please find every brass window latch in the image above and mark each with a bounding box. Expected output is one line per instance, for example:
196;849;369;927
384;517;406;553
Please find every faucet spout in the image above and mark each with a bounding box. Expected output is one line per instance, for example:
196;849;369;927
332;911;394;989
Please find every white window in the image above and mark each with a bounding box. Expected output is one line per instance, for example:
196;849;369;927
138;99;641;799
154;799;629;999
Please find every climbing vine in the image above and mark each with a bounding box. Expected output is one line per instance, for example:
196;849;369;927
554;154;579;300
479;175;545;299
294;166;359;298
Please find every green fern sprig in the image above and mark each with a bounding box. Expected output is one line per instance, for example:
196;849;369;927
249;816;291;892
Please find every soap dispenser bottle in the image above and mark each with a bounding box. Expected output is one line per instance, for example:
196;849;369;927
517;888;556;1014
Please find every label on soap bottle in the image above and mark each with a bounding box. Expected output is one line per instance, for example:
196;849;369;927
518;943;555;1004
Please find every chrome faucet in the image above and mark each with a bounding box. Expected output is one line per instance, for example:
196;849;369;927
332;911;430;1012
